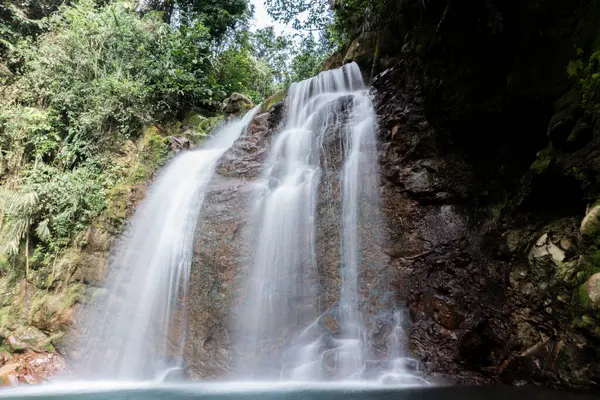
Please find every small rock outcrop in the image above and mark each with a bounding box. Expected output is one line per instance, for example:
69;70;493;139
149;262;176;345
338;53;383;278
584;274;600;310
581;205;600;237
221;93;254;116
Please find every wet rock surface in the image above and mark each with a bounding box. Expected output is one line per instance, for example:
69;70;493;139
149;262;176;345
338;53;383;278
371;63;600;388
185;58;600;389
0;352;66;386
185;109;275;379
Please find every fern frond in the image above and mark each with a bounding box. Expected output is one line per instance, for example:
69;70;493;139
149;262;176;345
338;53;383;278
35;219;51;242
7;191;38;214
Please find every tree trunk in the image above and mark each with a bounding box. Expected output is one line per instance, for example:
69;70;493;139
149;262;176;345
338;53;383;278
162;0;173;24
25;232;29;282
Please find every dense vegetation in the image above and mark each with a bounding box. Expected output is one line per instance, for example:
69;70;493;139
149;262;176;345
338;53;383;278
0;0;348;350
0;0;336;282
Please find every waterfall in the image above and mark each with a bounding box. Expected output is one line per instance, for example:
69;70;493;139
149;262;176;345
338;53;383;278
69;62;427;387
234;62;423;384
74;107;259;380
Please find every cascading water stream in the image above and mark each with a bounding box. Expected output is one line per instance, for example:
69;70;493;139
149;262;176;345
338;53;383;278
235;62;425;385
73;107;259;380
66;62;427;387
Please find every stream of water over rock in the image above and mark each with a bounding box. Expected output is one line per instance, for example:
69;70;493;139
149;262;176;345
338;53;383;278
234;63;415;383
73;108;259;380
71;63;426;386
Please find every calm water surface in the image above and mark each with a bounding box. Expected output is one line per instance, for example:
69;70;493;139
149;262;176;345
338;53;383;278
0;382;594;400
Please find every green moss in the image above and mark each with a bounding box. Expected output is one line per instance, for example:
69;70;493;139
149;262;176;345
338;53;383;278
579;235;600;280
556;260;578;284
0;306;17;330
573;314;600;339
567;59;584;78
530;145;553;174
42;341;55;352
105;185;130;230
187;114;206;126
0;341;11;354
63;283;85;307
103;126;174;231
571;167;587;182
196;116;224;137
131;130;170;183
489;200;507;219
49;331;65;349
578;283;591;309
27;282;84;332
262;89;287;112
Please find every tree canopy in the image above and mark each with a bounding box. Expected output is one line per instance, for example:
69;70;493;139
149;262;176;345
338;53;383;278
0;0;334;278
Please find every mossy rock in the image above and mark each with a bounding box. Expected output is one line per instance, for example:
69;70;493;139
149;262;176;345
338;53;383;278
6;325;51;353
573;314;600;339
581;204;600;237
187;114;206;126
582;273;600;310
530;145;553;175
196;116;224;138
262;89;287;113
0;306;17;331
342;31;378;71
26;283;84;333
132;131;170;183
221;92;254;116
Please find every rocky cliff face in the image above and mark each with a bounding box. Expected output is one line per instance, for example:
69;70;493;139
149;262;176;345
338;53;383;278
320;0;600;389
371;64;600;388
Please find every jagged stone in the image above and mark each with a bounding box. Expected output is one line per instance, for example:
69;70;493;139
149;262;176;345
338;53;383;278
221;93;254;116
528;233;566;264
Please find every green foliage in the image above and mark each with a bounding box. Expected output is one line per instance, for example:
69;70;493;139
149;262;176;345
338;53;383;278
264;0;331;31
20;162;116;254
0;0;302;340
329;0;428;46
578;283;591;309
0;106;58;176
8;0;219;166
289;34;327;82
0;1;47;64
214;48;276;103
0;190;39;256
250;28;329;88
177;0;250;39
261;0;421;47
252;27;295;83
578;51;600;116
0;0;277;270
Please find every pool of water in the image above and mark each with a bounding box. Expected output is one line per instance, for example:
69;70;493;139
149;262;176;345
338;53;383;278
0;382;594;400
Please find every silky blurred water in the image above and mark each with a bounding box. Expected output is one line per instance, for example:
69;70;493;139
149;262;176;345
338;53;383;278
74;107;260;380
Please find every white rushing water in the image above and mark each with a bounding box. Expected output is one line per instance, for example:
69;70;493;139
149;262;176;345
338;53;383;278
74;107;259;380
236;62;425;384
65;62;427;387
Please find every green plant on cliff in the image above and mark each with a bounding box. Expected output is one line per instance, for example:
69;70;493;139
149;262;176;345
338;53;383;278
6;0;220;166
20;163;114;254
213;47;276;103
0;0;310;351
579;51;600;116
0;0;285;267
0;190;41;279
566;46;600;117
